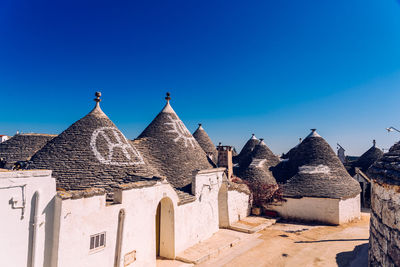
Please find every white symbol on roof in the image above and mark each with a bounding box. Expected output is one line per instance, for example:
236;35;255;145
165;115;196;148
90;127;144;166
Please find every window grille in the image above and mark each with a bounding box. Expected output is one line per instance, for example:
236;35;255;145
90;232;106;251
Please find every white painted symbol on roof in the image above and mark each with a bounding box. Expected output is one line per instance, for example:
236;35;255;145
164;115;196;148
90;127;144;166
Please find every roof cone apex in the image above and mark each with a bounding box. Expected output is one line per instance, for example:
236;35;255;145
259;139;267;146
89;92;108;118
251;134;257;140
161;101;175;113
306;129;321;138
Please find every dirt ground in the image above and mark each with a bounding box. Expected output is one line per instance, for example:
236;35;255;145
222;212;370;267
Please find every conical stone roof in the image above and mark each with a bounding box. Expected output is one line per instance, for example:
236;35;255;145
282;138;303;159
193;123;218;162
240;139;279;185
0;133;56;168
282;129;360;199
368;141;400;185
238;134;259;159
353;140;383;173
241;163;277;185
251;139;280;166
135;93;212;189
236;134;259;166
29;92;157;191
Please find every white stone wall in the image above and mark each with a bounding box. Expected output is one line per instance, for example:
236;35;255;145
56;181;179;267
268;197;340;224
227;190;250;224
0;170;56;267
268;196;359;225
55;169;226;267
369;181;400;266
339;194;360;224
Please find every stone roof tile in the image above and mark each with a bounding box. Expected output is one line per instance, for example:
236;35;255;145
282;129;361;199
135;93;212;189
29;92;157;191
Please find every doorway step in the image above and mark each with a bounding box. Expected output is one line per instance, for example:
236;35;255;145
175;229;261;265
229;216;277;233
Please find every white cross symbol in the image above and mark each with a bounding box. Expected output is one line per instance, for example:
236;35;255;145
90;127;144;166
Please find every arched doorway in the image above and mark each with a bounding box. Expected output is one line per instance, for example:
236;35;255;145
155;197;175;259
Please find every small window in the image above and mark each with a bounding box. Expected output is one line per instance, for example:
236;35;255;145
90;232;106;252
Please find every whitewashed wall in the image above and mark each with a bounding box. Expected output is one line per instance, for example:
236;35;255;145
227;190;250;224
56;181;177;267
55;169;226;267
0;170;56;267
268;195;360;225
175;169;224;252
339;195;360;224
269;197;340;224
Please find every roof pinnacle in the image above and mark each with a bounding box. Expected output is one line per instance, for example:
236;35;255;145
94;92;102;104
373;139;376;147
165;92;171;102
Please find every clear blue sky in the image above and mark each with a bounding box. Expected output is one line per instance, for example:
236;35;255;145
1;0;400;156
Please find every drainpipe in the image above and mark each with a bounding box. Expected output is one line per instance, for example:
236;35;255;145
30;191;40;267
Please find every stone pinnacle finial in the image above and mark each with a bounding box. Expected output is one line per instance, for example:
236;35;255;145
373;139;376;147
165;92;171;102
260;138;264;142
299;137;302;143
94;92;102;103
311;128;316;132
198;123;202;127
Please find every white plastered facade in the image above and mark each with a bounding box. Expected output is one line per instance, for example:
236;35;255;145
268;194;360;225
0;170;57;267
0;168;251;267
53;168;251;267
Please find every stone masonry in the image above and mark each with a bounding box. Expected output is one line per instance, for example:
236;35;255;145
369;180;400;266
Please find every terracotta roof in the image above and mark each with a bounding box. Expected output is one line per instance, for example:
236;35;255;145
29;92;157;191
0;133;56;168
281;129;361;199
134;93;212;189
193;123;218;162
368;141;400;185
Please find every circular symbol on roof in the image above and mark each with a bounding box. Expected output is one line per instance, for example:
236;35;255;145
90;127;144;166
164;115;196;148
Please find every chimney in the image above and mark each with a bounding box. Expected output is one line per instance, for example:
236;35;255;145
217;144;233;180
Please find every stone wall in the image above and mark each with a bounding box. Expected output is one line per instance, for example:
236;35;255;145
369;180;400;266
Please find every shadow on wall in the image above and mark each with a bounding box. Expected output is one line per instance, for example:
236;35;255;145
26;193;58;267
43;196;58;267
27;193;38;267
335;243;368;267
